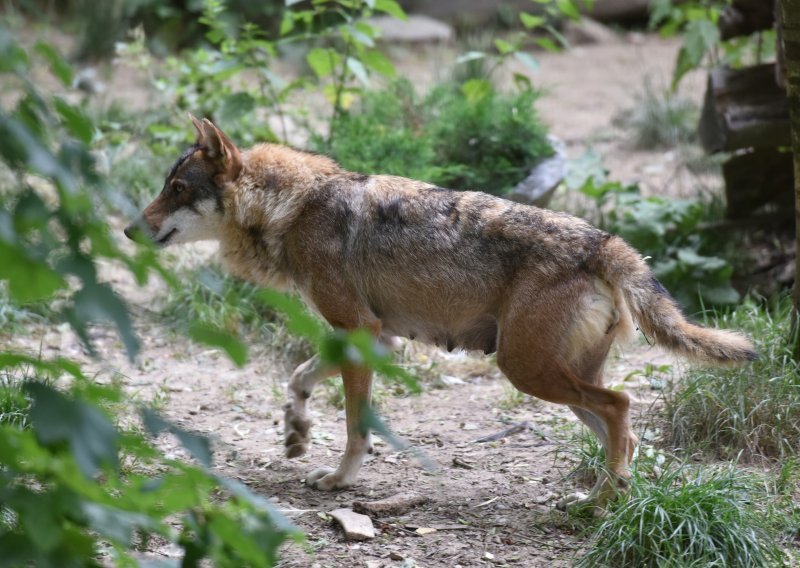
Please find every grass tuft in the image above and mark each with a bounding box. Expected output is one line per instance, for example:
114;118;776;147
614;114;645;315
613;77;698;150
0;371;38;430
667;296;800;460
579;465;783;568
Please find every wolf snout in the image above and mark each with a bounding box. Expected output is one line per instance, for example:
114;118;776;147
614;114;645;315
124;220;150;241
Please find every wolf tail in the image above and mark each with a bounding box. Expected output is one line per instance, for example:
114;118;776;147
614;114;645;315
594;235;757;365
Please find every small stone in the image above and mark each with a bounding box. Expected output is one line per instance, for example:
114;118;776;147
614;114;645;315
389;551;404;561
328;508;375;541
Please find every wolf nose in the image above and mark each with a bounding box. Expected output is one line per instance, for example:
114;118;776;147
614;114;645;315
123;224;135;240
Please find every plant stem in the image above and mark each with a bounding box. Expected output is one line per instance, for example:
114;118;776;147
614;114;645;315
328;38;352;145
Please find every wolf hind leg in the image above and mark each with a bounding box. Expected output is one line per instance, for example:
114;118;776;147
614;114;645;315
497;278;637;511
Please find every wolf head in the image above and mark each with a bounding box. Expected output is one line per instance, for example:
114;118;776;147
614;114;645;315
124;115;242;246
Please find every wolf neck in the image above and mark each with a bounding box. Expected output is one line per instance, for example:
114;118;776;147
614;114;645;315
218;143;341;290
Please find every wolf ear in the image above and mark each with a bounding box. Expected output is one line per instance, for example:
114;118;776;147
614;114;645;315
189;113;206;145
200;118;243;182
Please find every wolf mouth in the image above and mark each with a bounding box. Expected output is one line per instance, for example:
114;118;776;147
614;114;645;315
156;228;177;245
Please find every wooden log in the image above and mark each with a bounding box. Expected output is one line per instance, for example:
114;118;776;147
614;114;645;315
719;0;776;40
723;148;794;219
699;63;790;153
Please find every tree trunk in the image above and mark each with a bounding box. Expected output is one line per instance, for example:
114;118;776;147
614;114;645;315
779;0;800;354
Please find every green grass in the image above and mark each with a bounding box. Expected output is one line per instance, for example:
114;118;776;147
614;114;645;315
321;79;553;195
0;371;37;430
667;296;800;461
576;465;782;568
613;77;698;150
579;465;784;568
162;266;314;364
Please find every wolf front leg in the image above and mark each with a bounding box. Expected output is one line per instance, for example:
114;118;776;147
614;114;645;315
305;363;373;490
284;355;338;459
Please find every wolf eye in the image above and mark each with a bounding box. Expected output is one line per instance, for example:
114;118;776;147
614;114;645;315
172;180;187;193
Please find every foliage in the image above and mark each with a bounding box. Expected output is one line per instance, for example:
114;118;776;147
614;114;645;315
20;0;285;60
0;362;302;567
452;0;595;88
0;26;161;361
578;465;783;568
320;79;553;195
0;29;419;565
649;0;777;88
567;154;737;311
667;296;800;461
613;77;699;150
0;29;310;566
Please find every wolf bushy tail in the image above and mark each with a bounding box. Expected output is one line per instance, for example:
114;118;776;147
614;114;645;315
595;235;757;365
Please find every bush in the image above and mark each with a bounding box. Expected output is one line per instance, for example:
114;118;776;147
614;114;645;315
321;79;553;195
667;296;800;460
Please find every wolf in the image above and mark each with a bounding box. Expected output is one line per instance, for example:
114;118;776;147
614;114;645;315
125;116;756;509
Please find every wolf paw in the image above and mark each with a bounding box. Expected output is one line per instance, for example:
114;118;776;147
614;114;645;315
284;405;312;459
556;492;605;517
305;467;352;491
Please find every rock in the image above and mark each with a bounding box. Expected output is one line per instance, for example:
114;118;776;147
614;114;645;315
563;18;619;45
507;136;566;208
368;14;454;43
72;67;106;95
328;508;376;541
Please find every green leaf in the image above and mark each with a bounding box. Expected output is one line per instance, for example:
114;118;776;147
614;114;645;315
257;289;326;344
494;38;515;55
460;78;492;103
556;0;581;20
455;51;486;65
218;92;256;126
514;51;539;73
34;42;72;86
82;503;155;545
374;0;407;20
672;19;718;87
72;282;140;360
188;322;248;368
306;47;341;79
141;407;214;468
361;49;395;76
535;37;560;52
699;283;740;305
54;98;93;144
676;248;727;271
520;13;546;29
279;12;294;35
0;28;29;72
26;381;119;478
346;57;369;85
0;242;66;302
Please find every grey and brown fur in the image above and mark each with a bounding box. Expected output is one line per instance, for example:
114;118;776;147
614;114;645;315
126;116;757;510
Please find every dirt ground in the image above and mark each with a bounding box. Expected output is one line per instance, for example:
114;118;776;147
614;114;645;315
13;30;710;567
